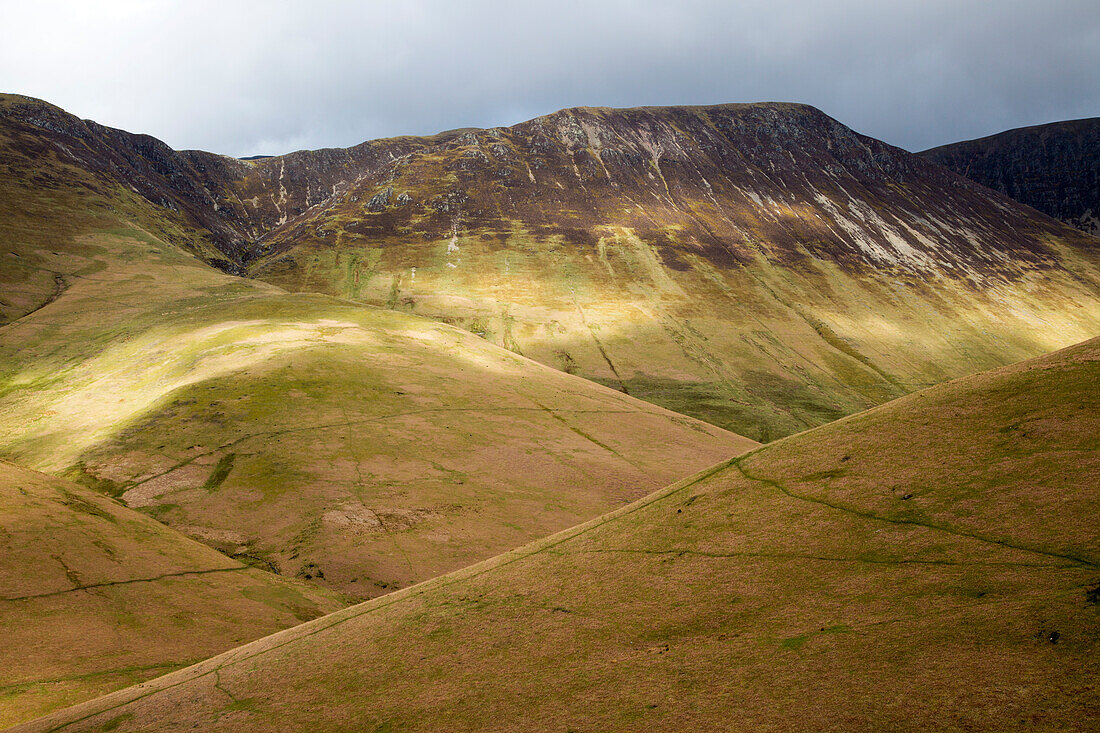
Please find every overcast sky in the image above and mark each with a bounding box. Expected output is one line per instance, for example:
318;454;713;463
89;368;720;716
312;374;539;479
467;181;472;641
1;0;1097;157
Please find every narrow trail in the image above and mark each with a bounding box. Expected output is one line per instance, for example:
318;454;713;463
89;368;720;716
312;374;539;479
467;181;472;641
0;660;203;696
571;293;630;394
531;399;639;469
3;272;67;328
565;547;1076;569
0;567;246;603
24;437;1100;731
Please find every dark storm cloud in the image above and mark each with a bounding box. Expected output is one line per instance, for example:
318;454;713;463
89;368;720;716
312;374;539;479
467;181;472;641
1;0;1097;156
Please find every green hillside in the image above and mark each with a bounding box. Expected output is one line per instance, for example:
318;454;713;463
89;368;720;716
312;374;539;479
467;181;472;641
241;104;1100;441
5;95;1099;443
0;108;753;601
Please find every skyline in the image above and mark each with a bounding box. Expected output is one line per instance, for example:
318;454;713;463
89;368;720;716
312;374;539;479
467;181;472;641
2;0;1098;158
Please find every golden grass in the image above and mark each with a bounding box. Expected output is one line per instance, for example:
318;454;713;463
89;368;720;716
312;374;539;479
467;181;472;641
0;127;754;725
0;225;753;602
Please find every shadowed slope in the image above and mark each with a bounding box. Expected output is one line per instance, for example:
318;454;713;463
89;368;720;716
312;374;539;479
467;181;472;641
920;117;1100;235
24;337;1098;732
0;460;345;728
0;94;239;325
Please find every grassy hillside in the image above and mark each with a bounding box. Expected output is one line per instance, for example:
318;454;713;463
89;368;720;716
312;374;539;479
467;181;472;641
0;122;754;601
0;459;344;728
0;93;757;728
25;337;1098;731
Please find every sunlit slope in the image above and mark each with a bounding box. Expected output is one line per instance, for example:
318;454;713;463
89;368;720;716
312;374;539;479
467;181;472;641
0;460;344;728
0;95;754;725
29;337;1099;732
0;220;753;600
244;104;1100;440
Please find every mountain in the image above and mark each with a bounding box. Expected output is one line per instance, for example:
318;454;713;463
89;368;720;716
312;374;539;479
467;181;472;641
4;90;1099;733
920;117;1100;235
22;336;1098;732
225;104;1100;441
0;99;753;603
0;459;344;728
4;95;1099;442
0;93;241;324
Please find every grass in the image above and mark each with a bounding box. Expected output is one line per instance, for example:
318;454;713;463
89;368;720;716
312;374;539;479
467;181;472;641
0;460;345;729
21;337;1098;732
0;251;753;602
256;216;1100;441
201;454;236;491
4;94;1100;732
0;119;755;726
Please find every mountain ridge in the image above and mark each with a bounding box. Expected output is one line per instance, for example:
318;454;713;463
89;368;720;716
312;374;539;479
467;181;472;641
3;93;1099;442
920;117;1100;235
6;92;1063;273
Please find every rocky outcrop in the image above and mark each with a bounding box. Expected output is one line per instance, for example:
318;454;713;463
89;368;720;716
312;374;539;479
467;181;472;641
920;118;1100;235
6;92;1089;275
246;102;1070;277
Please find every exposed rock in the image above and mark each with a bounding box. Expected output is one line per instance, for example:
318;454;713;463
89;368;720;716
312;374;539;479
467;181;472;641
365;186;393;212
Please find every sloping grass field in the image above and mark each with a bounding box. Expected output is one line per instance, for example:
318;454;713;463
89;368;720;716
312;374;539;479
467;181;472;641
20;337;1097;732
0;460;344;727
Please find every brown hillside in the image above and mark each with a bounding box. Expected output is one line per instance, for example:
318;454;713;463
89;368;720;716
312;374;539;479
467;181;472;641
22;337;1099;732
0;460;344;728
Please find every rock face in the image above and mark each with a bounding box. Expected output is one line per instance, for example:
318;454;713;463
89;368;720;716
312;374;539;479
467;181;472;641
920;118;1100;235
3;94;1100;440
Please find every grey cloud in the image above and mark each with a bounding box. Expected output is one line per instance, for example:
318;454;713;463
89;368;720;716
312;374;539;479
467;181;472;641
0;0;1096;157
